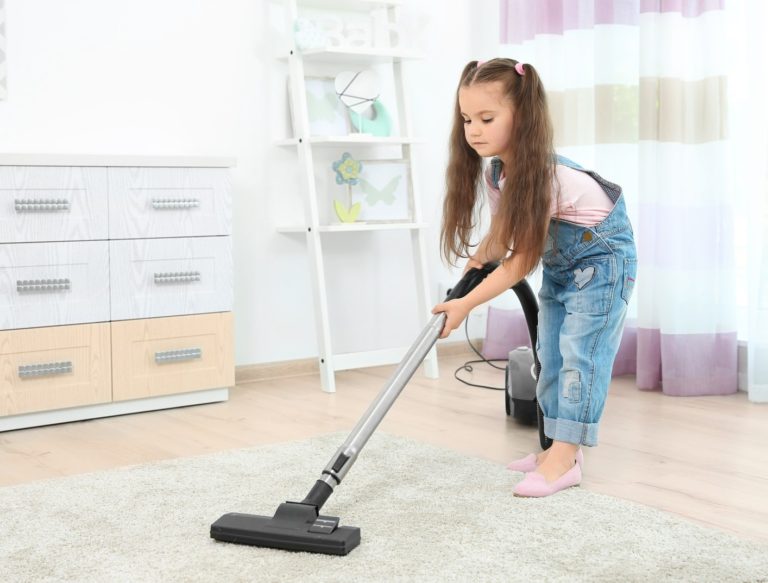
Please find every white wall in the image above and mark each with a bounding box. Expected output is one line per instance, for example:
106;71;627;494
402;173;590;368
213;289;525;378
0;0;499;367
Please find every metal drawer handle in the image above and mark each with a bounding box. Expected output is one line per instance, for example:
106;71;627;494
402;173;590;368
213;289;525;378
14;199;71;212
155;347;202;364
153;271;201;285
18;361;74;378
17;278;71;293
151;198;200;210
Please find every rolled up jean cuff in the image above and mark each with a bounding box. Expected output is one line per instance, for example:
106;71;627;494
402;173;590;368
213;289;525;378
543;416;599;447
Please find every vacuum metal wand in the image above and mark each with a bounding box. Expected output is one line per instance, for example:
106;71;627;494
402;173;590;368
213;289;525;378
301;263;500;510
307;313;445;502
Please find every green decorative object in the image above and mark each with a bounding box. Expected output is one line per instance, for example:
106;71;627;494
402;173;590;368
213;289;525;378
334;200;361;223
331;152;363;223
349;99;393;137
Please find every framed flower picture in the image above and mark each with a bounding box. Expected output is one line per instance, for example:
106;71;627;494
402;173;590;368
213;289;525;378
338;159;412;223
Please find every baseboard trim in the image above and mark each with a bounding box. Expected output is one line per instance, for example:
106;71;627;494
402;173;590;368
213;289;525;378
0;388;229;432
235;339;482;384
236;357;319;384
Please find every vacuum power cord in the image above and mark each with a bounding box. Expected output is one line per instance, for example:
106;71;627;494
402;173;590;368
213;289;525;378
453;316;507;391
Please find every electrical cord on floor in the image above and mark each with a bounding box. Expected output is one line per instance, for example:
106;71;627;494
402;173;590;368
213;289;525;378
453;316;507;391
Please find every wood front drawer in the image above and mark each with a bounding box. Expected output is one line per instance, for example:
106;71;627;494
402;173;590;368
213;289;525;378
109;236;232;321
0;241;110;330
0;166;108;243
0;323;112;416
111;312;234;401
108;167;232;239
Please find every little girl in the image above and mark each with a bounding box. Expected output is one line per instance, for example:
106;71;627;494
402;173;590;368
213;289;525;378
432;58;637;498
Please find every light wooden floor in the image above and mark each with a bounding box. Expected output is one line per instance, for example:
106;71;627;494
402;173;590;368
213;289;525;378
2;353;767;545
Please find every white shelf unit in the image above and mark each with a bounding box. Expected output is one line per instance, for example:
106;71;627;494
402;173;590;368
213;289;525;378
281;0;438;393
275;136;424;146
276;222;427;233
299;47;425;64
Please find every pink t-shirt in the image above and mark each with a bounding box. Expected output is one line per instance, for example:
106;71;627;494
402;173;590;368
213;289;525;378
484;163;614;227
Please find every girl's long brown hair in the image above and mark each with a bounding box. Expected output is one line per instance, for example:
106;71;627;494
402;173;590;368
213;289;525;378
441;58;555;276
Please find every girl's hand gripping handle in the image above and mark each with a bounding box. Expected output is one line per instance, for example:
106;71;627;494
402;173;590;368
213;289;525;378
431;262;499;339
431;298;471;339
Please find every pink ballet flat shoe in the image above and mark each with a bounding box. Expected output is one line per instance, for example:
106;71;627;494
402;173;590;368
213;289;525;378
506;448;584;473
513;462;582;498
506;453;538;472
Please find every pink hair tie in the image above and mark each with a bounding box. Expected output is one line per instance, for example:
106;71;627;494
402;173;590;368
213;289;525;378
515;62;525;76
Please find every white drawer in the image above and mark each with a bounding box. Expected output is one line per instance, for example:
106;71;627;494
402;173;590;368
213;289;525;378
0;241;110;330
108;167;232;239
0;166;108;243
109;236;232;320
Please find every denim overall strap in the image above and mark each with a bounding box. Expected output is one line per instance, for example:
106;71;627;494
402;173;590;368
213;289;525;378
489;157;503;189
555;154;622;205
490;155;622;206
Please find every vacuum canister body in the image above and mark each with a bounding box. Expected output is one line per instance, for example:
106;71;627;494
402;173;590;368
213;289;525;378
505;346;538;425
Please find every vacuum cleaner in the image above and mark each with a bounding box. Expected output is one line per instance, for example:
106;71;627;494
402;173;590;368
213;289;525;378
210;263;547;555
502;279;552;452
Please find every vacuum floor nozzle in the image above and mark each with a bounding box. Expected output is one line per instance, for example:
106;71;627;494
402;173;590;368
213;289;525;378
210;502;361;556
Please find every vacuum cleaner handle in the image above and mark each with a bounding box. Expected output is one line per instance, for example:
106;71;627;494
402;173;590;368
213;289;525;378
444;262;500;301
448;261;540;375
301;263;499;511
510;279;541;378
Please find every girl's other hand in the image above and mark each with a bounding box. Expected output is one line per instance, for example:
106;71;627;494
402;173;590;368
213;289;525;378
431;299;471;339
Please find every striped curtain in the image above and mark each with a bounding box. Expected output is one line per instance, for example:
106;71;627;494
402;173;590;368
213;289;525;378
727;0;768;403
498;0;738;396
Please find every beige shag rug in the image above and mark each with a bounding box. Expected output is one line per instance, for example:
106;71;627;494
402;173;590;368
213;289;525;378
2;432;767;582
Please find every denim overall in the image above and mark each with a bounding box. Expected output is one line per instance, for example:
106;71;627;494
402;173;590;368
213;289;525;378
491;155;638;446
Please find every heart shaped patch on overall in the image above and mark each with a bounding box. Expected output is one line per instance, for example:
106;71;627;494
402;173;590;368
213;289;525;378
573;266;596;289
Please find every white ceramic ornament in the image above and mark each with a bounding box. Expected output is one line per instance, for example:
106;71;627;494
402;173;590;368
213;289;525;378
334;70;380;114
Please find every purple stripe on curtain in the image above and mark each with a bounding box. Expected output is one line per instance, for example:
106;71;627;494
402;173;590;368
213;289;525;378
636;328;737;395
595;0;641;26
639;0;724;17
500;0;640;45
500;0;509;44
638;203;734;270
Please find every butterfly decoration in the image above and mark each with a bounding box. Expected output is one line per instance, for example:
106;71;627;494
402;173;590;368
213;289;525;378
306;90;341;124
360;176;400;206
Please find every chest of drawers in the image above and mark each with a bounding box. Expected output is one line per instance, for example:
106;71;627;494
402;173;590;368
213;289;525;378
0;155;235;431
